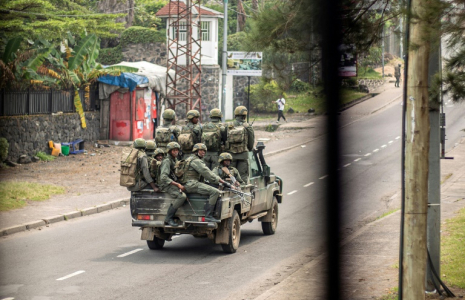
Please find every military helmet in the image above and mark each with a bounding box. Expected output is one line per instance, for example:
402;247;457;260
166;142;181;152
162;109;175;120
154;148;165;157
192;143;207;152
186;110;200;120
133;138;146;149
218;152;233;163
145;140;156;151
210;108;222;118
234;106;248;116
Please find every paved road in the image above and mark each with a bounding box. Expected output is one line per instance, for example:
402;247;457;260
1;95;464;300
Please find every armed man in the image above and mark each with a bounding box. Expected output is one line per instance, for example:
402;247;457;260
212;152;245;187
177;143;233;223
201;108;226;170
158;142;187;226
178;109;202;158
150;148;165;182
155;109;180;152
127;138;159;193
225;106;255;183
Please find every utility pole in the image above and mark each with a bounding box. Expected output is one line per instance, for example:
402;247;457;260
402;0;431;297
221;0;228;122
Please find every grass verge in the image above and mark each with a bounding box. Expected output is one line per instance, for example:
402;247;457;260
376;208;400;220
379;287;398;300
0;182;65;211
36;151;56;161
441;207;465;288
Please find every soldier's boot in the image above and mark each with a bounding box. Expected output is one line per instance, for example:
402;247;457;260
204;203;220;223
164;204;178;226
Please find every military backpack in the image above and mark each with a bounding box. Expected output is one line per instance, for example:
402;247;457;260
150;159;162;181
174;156;196;180
201;122;222;152
178;125;196;152
120;147;145;187
155;126;176;148
226;122;248;153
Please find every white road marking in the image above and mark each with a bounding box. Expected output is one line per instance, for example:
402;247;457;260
354;158;361;162
364;153;371;157
56;270;85;281
117;248;143;258
395;136;400;140
343;163;351;167
381;145;387;148
388;140;393;144
373;149;379;153
2;298;15;300
287;190;298;195
319;175;328;179
304;182;314;187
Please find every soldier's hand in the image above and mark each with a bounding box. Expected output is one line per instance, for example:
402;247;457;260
178;183;186;192
235;181;240;187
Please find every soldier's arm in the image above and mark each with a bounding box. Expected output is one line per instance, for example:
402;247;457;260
193;160;221;185
159;159;173;186
233;167;245;184
141;156;154;184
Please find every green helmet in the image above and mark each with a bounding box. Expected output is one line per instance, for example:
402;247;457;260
187;110;200;120
133;138;146;149
166;142;181;152
218;152;233;163
163;109;175;120
192;143;207;152
210;108;222;118
154;148;165;157
146;140;156;151
234;106;248;116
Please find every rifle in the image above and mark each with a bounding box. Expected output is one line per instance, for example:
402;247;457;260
204;182;252;204
250;118;256;126
221;166;239;187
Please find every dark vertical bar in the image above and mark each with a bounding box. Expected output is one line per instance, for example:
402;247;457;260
320;0;342;298
1;89;4;116
49;89;53;113
72;89;75;112
247;76;250;123
27;88;30;115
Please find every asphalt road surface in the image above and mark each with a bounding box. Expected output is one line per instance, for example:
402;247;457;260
0;97;464;300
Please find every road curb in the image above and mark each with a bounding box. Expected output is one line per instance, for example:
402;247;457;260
0;198;129;237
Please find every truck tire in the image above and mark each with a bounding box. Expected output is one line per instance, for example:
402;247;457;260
262;197;278;235
147;237;165;250
221;210;241;254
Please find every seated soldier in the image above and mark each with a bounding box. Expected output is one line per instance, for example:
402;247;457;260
212;153;245;187
127;138;159;193
158;142;187;226
178;143;233;223
145;140;157;159
150;148;165;181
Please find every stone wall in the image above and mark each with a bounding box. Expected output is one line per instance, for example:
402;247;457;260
0;112;100;162
122;42;167;66
233;76;260;107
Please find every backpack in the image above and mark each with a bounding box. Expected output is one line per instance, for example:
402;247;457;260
201;122;221;152
178;125;195;152
150;158;162;181
120;147;144;187
155;126;176;147
174;156;196;179
226;122;248;153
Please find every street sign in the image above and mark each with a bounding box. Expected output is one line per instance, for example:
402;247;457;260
227;51;262;76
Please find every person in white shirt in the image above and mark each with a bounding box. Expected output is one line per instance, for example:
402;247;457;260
272;95;287;123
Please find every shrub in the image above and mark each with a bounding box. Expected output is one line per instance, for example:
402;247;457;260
120;26;165;46
291;78;311;92
36;151;56;161
0;138;9;161
249;79;284;112
98;45;123;65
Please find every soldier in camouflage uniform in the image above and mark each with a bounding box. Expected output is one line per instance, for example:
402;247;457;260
127;138;160;193
178;143;232;223
145;140;157;158
158;142;187;226
150;148;165;181
225;106;255;184
178;110;202;158
155;109;180;152
212;153;244;186
202;108;226;170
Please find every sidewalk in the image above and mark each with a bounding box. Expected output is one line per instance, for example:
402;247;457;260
0;83;403;237
254;141;465;299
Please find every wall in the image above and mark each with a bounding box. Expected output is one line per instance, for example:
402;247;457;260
0;112;100;162
122;42;168;66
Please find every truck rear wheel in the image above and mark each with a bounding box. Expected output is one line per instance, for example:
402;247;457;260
221;210;241;254
147;237;165;250
262;197;278;235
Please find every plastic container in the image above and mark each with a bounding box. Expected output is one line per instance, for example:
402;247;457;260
62;144;70;156
54;143;62;154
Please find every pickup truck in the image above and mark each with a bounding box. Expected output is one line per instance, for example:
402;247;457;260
130;142;283;253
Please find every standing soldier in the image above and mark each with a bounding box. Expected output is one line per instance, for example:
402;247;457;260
202;108;226;170
155;109;180;152
212;153;245;186
127;138;159;193
158;142;187;226
178;109;202;158
177;143;233;223
394;64;401;87
225;106;255;183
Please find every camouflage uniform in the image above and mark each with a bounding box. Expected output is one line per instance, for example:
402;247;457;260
202;108;226;170
212;165;245;185
158;152;187;210
127;140;155;192
225;106;255;183
179;110;202;158
155;109;180;152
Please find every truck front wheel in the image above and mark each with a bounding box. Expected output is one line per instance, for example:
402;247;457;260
147;237;165;250
262;197;278;235
221;210;241;254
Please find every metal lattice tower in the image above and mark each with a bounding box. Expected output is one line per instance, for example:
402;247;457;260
165;0;202;118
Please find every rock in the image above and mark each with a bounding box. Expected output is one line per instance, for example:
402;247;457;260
359;84;369;93
5;160;18;167
308;108;315;113
31;156;40;162
288;107;295;113
18;155;32;164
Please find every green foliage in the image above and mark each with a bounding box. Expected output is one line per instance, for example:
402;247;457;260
36;151;55;161
249;79;283;112
120;26;165;46
0;138;9;161
133;0;166;29
0;181;65;211
357;67;382;79
359;47;382;69
227;31;247;51
344;77;358;86
290;78;311;93
441;207;465;288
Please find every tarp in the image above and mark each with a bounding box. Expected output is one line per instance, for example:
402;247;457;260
98;72;148;92
98;61;175;99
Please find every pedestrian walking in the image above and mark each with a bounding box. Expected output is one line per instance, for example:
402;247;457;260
394;64;401;87
273;95;287;122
